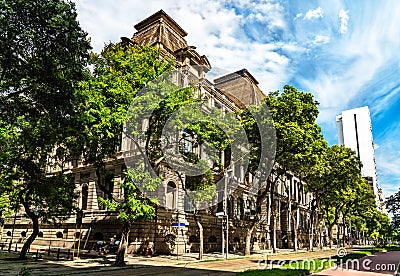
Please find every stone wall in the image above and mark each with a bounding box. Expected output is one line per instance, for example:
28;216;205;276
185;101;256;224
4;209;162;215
1;208;297;255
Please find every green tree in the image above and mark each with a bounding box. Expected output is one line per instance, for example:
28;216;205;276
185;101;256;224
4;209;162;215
0;124;13;219
316;145;363;248
241;85;326;254
0;0;91;259
341;177;375;246
77;42;176;266
79;40;243;263
386;188;400;229
364;209;391;244
173;109;237;260
302;142;329;250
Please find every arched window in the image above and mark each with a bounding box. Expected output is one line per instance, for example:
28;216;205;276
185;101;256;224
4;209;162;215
81;184;88;210
166;182;176;210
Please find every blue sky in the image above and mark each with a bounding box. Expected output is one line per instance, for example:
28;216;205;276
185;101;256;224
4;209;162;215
72;0;400;198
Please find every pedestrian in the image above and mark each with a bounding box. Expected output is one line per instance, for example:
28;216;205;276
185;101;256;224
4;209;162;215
110;235;116;246
92;240;104;255
108;235;119;254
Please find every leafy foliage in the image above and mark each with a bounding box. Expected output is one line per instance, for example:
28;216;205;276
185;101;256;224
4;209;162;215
240;85;326;252
314;146;363;237
386;188;400;229
265;85;326;176
0;0;91;259
77;43;174;166
78;42;180;266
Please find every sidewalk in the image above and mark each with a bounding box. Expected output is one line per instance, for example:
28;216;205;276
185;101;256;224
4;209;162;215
0;245;347;276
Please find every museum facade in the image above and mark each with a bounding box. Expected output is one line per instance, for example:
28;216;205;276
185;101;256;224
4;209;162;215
1;10;320;255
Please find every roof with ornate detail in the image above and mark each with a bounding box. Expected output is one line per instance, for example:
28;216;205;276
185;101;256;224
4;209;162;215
130;10;265;107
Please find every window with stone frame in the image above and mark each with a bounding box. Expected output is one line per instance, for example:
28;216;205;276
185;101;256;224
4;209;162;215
166;181;176;210
180;130;193;155
227;196;233;219
236;197;244;220
99;174;114;210
81;184;88;210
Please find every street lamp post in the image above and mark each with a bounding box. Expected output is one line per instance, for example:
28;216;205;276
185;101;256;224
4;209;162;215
222;168;232;260
221;214;224;257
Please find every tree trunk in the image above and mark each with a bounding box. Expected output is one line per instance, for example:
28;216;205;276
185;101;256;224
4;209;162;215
19;214;39;260
342;219;347;247
308;200;318;251
245;224;256;256
194;214;203;260
291;210;298;252
309;219;314;251
271;209;277;253
197;220;204;260
328;227;333;249
266;194;272;250
269;191;277;253
114;221;130;267
318;227;321;249
318;223;323;249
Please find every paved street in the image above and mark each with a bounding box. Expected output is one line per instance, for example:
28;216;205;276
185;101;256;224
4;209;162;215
0;247;339;275
1;247;398;276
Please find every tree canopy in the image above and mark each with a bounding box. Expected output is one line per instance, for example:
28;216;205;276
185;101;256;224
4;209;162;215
0;0;91;259
0;1;394;259
386;188;400;229
239;85;327;253
77;41;188;266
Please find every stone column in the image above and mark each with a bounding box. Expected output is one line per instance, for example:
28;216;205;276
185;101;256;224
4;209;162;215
88;171;99;210
74;173;81;209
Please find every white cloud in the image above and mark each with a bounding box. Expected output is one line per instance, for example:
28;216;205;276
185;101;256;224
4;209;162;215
375;132;400;196
72;0;400;117
298;3;400;126
312;35;330;45
376;150;400;177
221;0;285;28
70;0;400;202
339;9;349;34
304;7;323;20
294;13;303;20
72;0;292;93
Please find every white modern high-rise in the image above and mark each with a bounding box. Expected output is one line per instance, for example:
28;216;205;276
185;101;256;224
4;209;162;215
336;106;384;212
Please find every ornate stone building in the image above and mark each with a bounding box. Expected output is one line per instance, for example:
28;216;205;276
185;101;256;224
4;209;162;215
1;10;318;255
